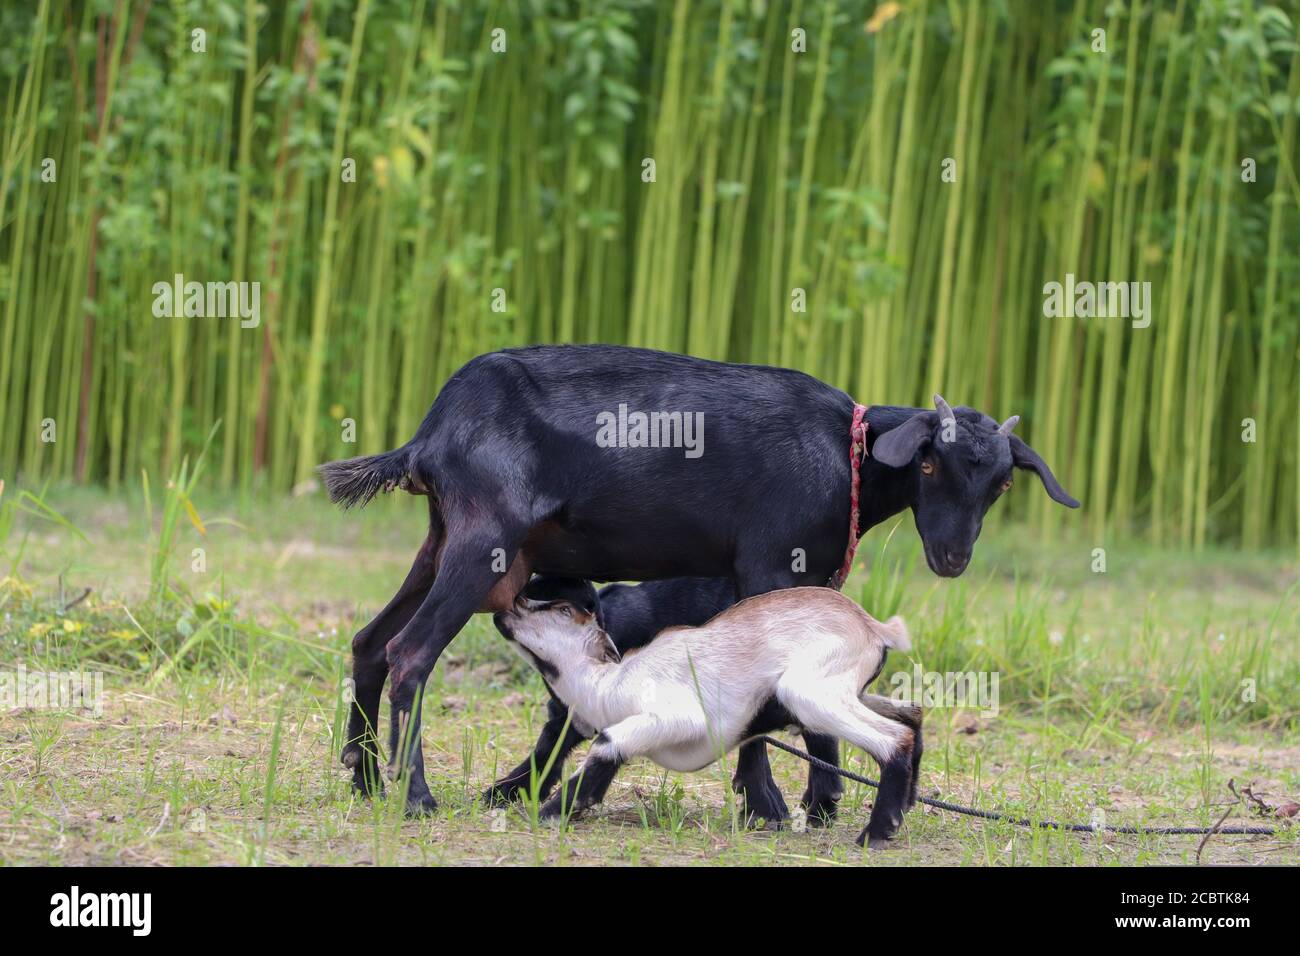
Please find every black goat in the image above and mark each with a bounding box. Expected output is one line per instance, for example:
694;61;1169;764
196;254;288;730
321;344;1078;819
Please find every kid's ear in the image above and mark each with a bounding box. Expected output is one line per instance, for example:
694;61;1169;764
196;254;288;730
598;632;621;664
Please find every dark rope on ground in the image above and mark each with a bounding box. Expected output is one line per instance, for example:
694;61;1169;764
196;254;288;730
758;735;1277;836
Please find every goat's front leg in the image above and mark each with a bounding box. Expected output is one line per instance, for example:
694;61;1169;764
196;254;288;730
539;714;679;820
731;562;828;826
731;741;788;826
483;696;588;806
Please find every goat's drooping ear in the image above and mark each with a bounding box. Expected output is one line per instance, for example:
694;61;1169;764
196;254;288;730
1009;435;1080;508
871;410;938;467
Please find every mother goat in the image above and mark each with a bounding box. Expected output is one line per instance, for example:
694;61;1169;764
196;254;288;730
321;344;1078;818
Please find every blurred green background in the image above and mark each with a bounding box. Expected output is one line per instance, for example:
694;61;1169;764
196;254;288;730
1;0;1298;549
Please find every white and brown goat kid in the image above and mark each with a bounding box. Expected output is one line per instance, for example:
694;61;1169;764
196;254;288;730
493;577;921;846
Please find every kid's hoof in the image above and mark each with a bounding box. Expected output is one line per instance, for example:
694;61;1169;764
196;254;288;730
857;820;902;848
538;797;566;820
801;790;841;828
351;772;383;799
856;828;897;849
480;781;524;808
736;778;790;826
340;744;360;769
345;748;383;798
404;792;438;817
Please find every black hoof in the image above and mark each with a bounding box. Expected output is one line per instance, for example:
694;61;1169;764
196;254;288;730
352;772;384;798
847;827;899;848
404;791;438;817
345;749;383;798
800;796;842;827
801;791;841;828
736;778;790;826
857;816;903;847
341;742;361;769
538;796;570;820
481;780;525;808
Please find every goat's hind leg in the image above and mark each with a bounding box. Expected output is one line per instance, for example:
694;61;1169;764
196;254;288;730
861;693;923;810
731;564;823;827
781;683;914;848
341;526;439;797
385;511;529;815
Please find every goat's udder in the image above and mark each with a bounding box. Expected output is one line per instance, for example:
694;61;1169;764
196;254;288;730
479;555;533;613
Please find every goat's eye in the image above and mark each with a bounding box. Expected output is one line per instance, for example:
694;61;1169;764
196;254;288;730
557;604;573;617
920;460;934;476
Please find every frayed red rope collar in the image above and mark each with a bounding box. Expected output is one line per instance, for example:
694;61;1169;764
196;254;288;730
830;403;869;590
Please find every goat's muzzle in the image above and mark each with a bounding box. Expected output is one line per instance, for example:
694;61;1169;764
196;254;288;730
492;608;517;639
925;545;971;578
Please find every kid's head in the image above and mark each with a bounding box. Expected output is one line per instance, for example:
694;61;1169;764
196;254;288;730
493;576;620;675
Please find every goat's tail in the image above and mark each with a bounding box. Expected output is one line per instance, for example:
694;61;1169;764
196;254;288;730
318;445;420;509
875;614;911;653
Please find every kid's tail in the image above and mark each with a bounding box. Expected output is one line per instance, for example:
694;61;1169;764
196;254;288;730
876;614;911;652
318;446;420;509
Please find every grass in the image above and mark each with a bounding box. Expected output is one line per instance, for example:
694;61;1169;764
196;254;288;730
1;480;1297;866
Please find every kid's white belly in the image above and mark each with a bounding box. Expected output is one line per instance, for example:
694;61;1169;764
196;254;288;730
646;738;720;773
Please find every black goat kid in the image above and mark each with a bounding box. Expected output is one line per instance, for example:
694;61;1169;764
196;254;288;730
321;345;1078;820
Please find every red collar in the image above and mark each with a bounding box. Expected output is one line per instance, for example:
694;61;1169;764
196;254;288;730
830;404;869;590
